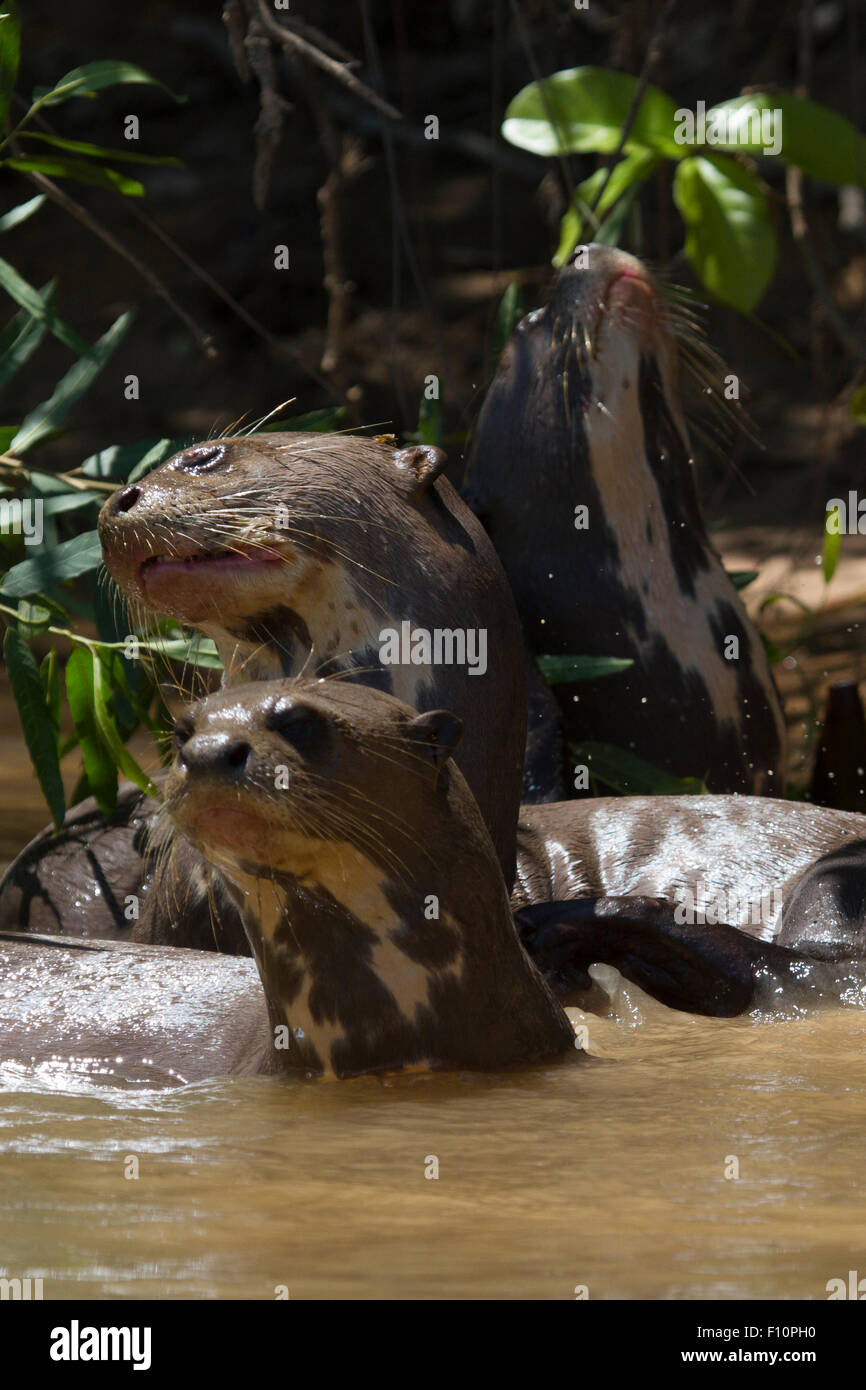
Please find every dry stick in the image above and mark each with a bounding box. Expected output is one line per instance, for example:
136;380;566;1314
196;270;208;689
17;166;218;359
588;0;678;219
222;0;250;81
305;65;357;386
254;0;402;123
244;11;293;211
280;15;360;67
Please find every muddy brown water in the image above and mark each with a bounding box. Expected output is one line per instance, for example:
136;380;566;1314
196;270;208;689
2;664;866;1300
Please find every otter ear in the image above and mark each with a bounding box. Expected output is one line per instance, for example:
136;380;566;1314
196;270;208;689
409;710;463;772
393;444;448;493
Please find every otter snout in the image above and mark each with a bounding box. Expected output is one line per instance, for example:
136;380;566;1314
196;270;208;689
176;731;253;779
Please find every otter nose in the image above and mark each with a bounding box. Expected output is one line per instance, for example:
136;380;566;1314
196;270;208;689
111;484;141;515
178;732;252;778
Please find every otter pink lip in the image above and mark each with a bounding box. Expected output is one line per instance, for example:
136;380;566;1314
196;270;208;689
140;551;282;590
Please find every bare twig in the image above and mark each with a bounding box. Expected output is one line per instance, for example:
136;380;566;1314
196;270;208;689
254;0;402;122
281;16;359;67
222;0;250;81
244;9;293;210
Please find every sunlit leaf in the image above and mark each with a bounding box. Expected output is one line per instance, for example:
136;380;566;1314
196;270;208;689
502;67;681;159
4;623;65;826
673;154;776;311
0;529;103;596
19;132;181;166
0;258;90;355
33;60;186;107
11;310;133;453
5;156;145;197
65;646;118;816
0;194;45;233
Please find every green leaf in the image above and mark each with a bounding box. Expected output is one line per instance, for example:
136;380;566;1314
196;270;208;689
727;569;759;590
0;258;90;355
570;740;708;796
39;489;103;516
79;436;179;483
555;152;655;262
759;590;813;617
705;93;866;190
5;156;145;197
139;633;223;669
18;132;182;167
579;148;658;221
414;393;442;447
15;598;51;632
823;506;842;584
491;281;523;369
0;0;20;129
537;654;633;684
125;438;179;483
761;633;785;667
0;194;45;233
11;310;133;453
502;67;682;159
33;60;186;107
0;529;103;596
4;623;65;826
39;648;62;744
850;386;866;425
65;647;118;816
0;289;52;389
673;154;776;312
91;650;160;799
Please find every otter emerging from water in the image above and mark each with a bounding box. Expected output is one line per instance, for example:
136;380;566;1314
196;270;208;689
463;243;786;797
0;680;578;1082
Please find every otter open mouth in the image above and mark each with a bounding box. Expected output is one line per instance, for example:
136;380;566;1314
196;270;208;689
140;549;283;588
138;548;287;620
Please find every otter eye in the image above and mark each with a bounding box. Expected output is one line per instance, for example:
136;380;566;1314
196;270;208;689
518;306;546;332
266;703;329;756
173;714;195;752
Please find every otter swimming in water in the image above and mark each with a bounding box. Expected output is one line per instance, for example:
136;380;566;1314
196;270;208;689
0;680;579;1082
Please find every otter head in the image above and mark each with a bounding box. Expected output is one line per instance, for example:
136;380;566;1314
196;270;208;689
532;243;687;446
164;676;465;888
98;433;449;681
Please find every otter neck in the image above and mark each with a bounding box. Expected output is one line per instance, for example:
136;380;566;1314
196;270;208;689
213;838;574;1078
201;556;387;685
